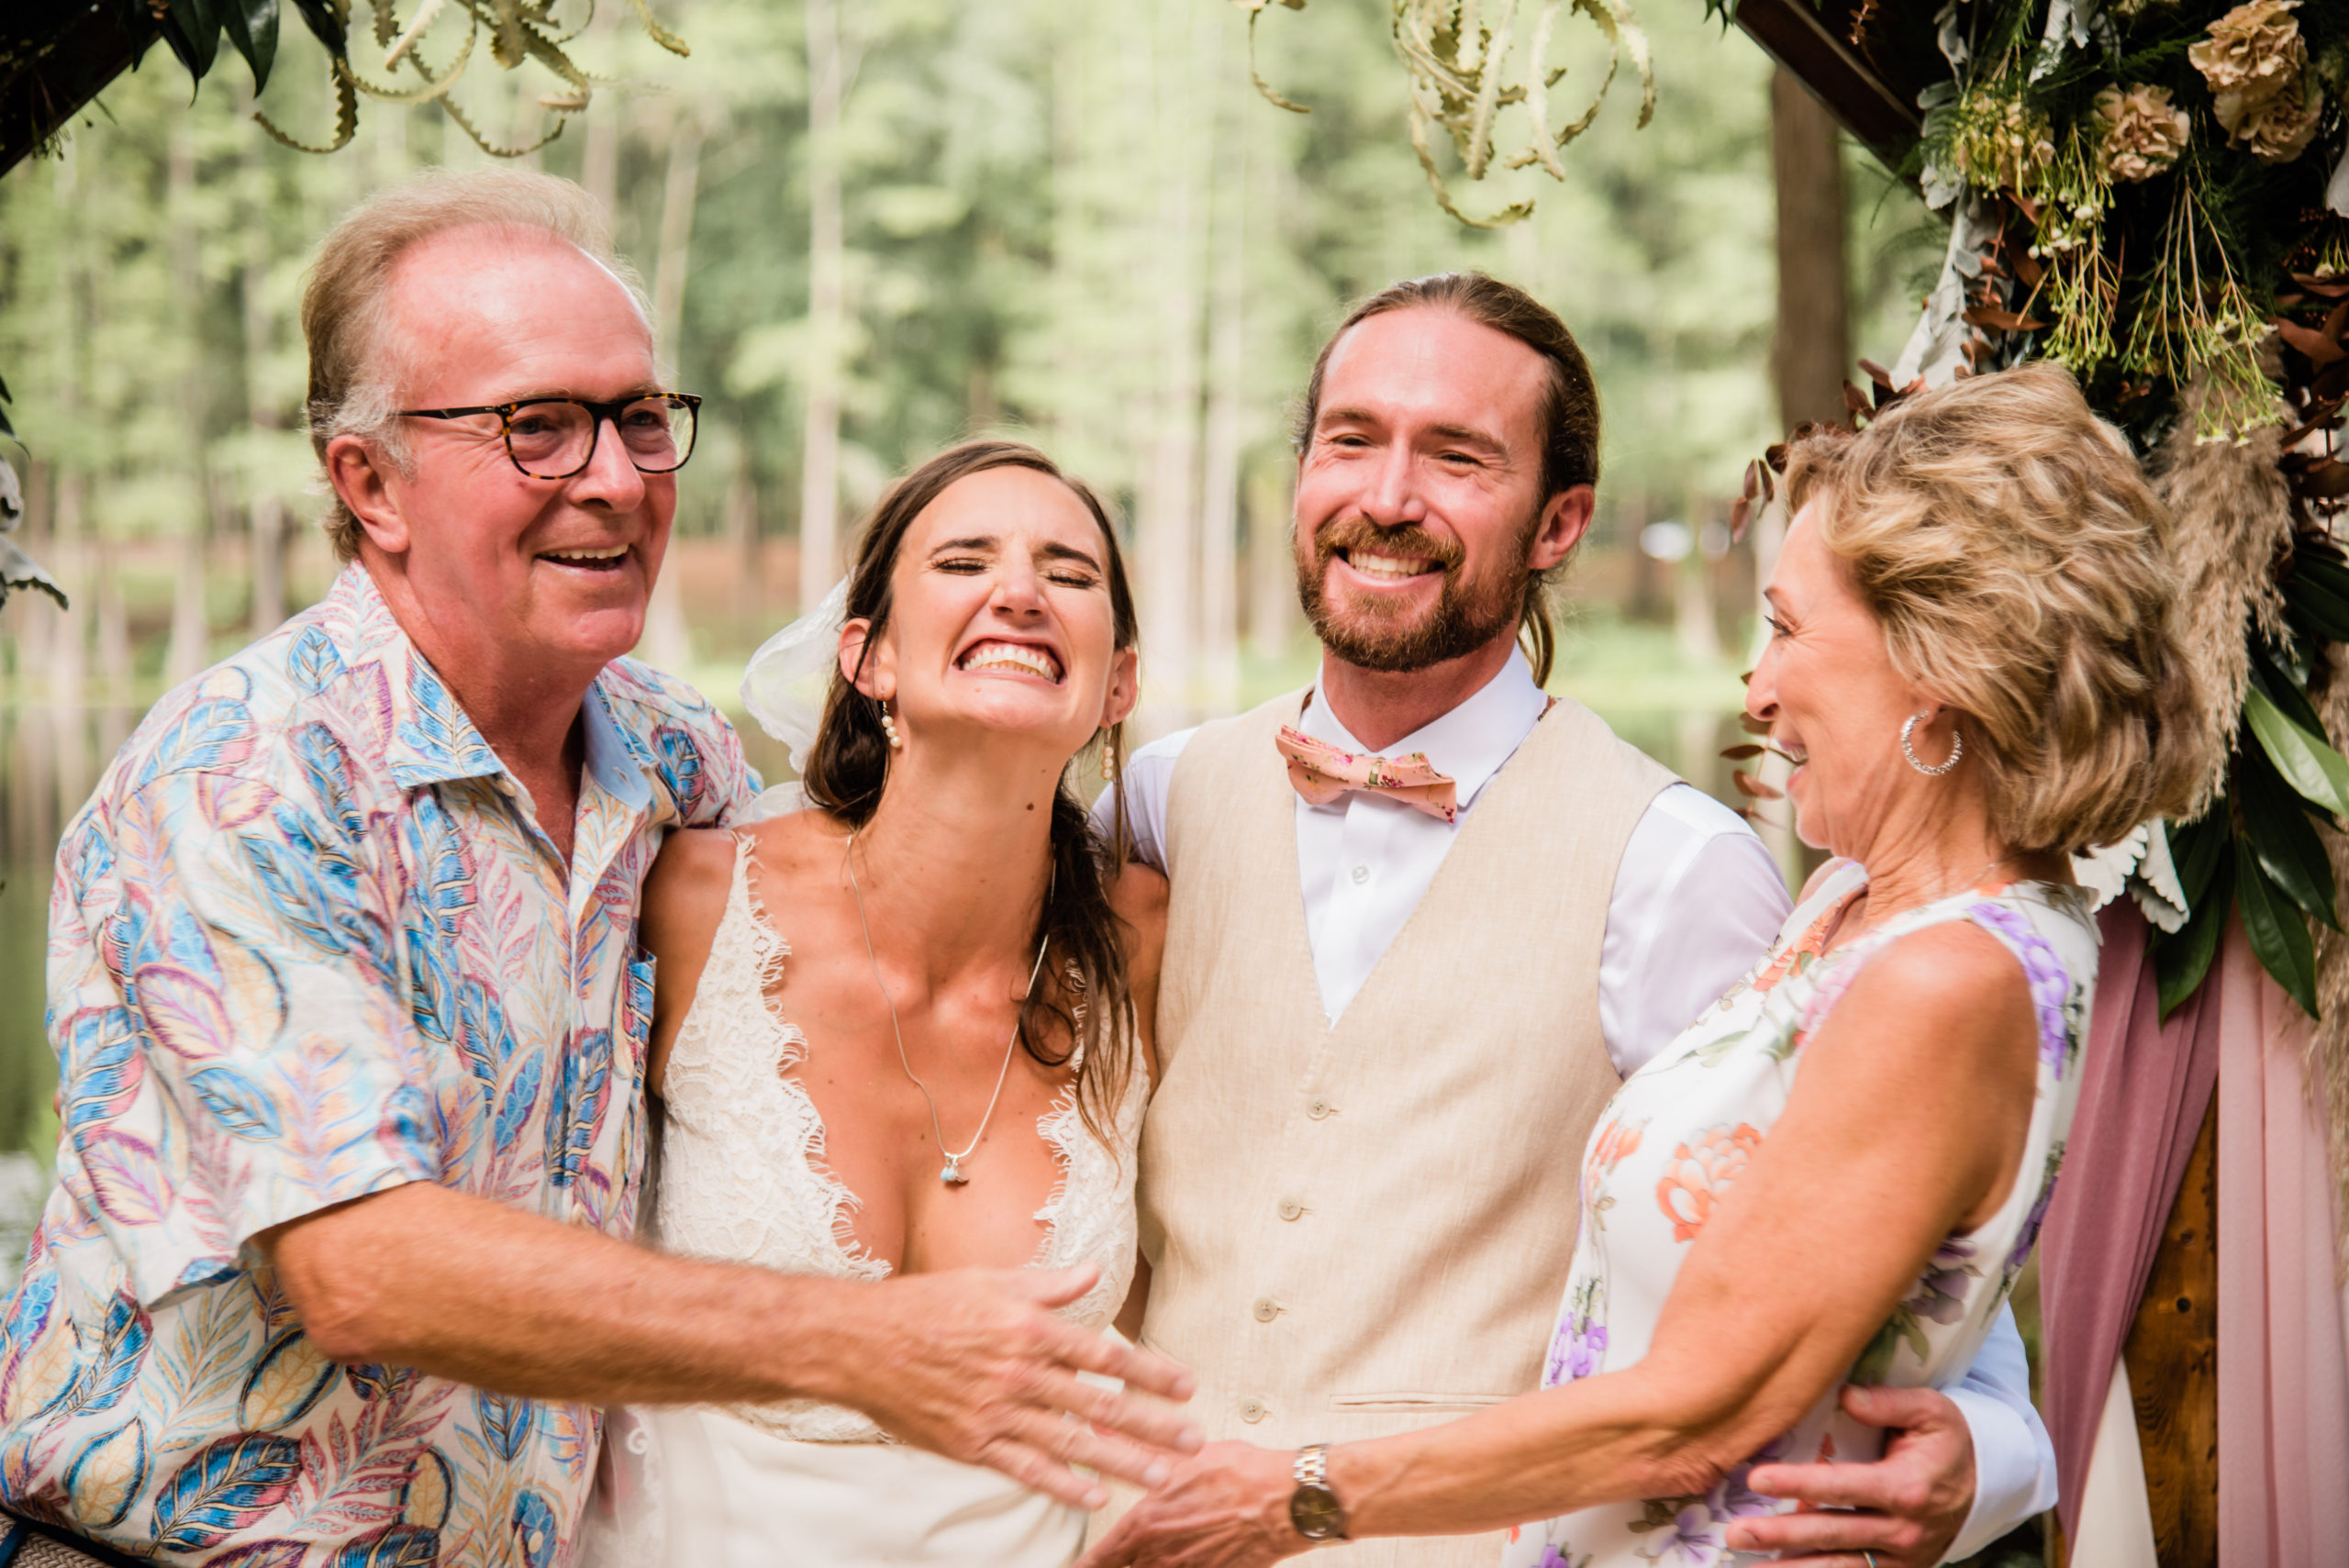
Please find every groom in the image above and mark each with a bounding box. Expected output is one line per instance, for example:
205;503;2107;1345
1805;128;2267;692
1092;274;2054;1566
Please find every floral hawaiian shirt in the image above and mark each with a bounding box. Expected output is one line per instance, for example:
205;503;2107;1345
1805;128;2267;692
0;564;752;1565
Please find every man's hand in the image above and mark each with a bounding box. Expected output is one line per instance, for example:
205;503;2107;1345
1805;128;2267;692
838;1265;1204;1510
1074;1441;1303;1568
1727;1385;1976;1567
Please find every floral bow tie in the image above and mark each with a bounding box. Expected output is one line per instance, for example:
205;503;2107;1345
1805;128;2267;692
1275;726;1460;824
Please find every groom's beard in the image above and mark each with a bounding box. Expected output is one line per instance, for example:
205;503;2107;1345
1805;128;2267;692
1297;513;1532;673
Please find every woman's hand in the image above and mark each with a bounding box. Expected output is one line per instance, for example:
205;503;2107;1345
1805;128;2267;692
1074;1441;1306;1568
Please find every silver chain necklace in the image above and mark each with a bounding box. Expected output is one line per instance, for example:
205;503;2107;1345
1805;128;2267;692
843;832;1052;1186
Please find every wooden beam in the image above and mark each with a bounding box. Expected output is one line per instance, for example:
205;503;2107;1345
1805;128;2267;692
1731;0;1943;158
0;5;161;177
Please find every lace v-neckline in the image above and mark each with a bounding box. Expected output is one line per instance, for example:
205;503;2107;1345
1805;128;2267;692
725;830;1088;1276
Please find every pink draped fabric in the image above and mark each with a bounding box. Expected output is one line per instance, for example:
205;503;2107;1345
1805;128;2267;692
2215;929;2349;1568
2038;901;2222;1543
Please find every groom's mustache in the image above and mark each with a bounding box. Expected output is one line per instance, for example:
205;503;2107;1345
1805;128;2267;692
1308;517;1465;579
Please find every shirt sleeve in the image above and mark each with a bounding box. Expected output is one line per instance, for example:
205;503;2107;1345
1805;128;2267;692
53;761;437;1307
1090;727;1197;872
1940;1305;2057;1561
1599;785;1793;1076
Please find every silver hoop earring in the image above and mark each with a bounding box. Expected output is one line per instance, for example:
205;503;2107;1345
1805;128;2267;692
879;702;903;751
1901;713;1961;776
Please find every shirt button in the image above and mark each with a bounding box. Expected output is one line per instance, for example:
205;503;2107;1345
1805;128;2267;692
1350;863;1370;884
1278;1199;1304;1221
1252;1296;1280;1323
1240;1397;1269;1424
1307;1097;1333;1120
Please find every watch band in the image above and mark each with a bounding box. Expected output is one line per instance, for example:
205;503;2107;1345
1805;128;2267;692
1289;1442;1349;1541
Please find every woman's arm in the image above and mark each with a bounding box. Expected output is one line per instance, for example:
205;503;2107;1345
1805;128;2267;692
1078;919;2040;1564
1109;861;1169;1343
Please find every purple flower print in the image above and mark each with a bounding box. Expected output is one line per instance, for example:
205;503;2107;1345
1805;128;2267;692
1904;1236;1979;1326
1544;1315;1609;1388
1966;903;2075;1078
1657;1504;1723;1565
2007;1154;2064;1272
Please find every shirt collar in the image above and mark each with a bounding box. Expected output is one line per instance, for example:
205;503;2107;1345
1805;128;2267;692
1297;650;1548;812
334;562;652;808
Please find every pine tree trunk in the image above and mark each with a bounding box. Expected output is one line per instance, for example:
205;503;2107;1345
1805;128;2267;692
1197;86;1247;717
799;0;846;615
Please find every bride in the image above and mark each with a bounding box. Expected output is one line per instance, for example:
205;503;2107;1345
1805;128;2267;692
600;440;1163;1565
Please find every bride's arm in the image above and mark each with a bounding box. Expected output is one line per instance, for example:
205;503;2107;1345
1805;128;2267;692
1078;920;2039;1564
640;825;741;1097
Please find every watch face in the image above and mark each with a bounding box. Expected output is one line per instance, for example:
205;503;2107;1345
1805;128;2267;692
1290;1485;1346;1540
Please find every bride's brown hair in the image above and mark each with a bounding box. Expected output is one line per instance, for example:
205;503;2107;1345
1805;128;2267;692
800;441;1141;1140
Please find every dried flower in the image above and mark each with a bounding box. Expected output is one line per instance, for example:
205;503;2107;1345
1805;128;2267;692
2095;84;2191;182
1955;95;2059;193
2189;0;2326;164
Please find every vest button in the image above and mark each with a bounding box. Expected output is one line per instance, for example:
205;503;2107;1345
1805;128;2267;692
1307;1097;1333;1119
1278;1199;1304;1221
1252;1296;1280;1322
1240;1397;1268;1423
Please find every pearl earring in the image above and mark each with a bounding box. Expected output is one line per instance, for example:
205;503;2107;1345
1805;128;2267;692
1100;728;1118;784
880;702;903;751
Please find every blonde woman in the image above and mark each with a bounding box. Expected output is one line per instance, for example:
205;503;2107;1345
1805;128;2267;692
1080;362;2207;1568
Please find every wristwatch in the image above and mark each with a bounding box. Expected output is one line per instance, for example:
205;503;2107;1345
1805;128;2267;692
1289;1442;1349;1542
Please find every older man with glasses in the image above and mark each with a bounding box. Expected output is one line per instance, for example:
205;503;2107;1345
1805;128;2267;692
0;170;1195;1568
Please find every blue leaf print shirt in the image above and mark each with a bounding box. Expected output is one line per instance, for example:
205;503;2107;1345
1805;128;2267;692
0;564;753;1564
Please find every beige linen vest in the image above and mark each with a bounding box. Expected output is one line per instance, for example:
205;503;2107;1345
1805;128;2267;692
1135;689;1674;1568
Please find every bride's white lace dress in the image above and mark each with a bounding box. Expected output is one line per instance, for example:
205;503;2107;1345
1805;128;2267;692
584;832;1145;1566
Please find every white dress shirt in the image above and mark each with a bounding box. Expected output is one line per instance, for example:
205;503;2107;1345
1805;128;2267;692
1096;652;2057;1559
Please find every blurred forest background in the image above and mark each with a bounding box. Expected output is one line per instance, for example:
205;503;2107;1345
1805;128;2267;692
0;0;1946;1162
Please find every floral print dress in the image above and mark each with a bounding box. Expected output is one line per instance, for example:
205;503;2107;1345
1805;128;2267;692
1499;862;2097;1568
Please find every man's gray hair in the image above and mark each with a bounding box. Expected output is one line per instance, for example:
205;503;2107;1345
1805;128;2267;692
301;169;650;562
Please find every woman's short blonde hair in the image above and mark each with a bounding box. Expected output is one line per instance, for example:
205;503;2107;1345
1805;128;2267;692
301;169;646;561
1780;361;2206;855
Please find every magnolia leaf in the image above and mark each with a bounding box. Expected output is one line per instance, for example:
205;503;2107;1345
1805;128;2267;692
2237;751;2341;930
2244;686;2349;819
220;0;281;93
2166;809;2230;910
2154;849;2231;1019
2237;839;2320;1018
1720;743;1765;760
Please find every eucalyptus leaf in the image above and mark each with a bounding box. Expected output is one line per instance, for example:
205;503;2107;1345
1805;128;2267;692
2243;686;2349;819
2155;849;2231;1019
2236;838;2320;1018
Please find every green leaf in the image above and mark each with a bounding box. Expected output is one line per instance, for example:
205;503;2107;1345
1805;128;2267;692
2250;644;2328;739
2236;748;2341;929
2155;848;2232;1018
290;0;348;58
221;0;281;93
166;0;224;80
2237;838;2321;1018
2287;558;2349;643
2167;807;2230;908
2243;686;2349;818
